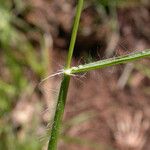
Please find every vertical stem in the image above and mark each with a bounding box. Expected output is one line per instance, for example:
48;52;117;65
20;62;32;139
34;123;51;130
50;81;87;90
48;75;70;150
66;0;84;69
48;0;84;149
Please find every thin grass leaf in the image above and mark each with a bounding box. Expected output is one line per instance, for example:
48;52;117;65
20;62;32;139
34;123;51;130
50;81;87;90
66;49;150;74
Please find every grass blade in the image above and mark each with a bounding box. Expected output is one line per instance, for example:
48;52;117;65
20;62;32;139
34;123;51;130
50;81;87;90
67;49;150;74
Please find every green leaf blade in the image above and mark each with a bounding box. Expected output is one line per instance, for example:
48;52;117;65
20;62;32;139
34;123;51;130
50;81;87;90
68;49;150;74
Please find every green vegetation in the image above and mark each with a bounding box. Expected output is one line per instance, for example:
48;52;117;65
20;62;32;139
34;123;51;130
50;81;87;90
0;1;45;150
47;0;150;149
66;50;150;74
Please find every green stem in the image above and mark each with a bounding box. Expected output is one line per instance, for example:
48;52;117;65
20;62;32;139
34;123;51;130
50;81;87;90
48;75;70;150
67;49;150;74
66;0;84;68
48;0;84;150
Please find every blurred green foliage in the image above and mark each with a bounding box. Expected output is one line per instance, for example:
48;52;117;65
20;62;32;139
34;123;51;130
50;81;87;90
0;0;45;149
0;0;44;114
0;125;42;150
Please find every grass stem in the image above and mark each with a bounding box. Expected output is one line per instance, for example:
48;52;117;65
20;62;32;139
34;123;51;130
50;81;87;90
66;0;84;69
48;75;70;150
47;0;84;149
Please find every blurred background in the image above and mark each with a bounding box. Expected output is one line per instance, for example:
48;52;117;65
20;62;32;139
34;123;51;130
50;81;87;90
0;0;150;150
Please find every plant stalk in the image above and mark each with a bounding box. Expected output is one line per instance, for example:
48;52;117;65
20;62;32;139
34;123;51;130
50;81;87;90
48;0;84;149
66;0;84;68
48;75;70;150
